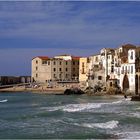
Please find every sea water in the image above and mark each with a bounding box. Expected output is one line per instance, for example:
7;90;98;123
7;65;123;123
0;92;140;139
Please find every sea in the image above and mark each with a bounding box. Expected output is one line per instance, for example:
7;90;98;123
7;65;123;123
0;92;140;139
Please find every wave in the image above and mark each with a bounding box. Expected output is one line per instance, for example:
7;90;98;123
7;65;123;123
135;107;140;110
43;99;130;113
45;103;102;112
131;112;140;118
117;131;140;139
63;103;102;112
63;99;130;112
74;120;119;129
0;99;8;103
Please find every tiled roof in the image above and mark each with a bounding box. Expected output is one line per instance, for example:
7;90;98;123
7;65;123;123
32;56;49;60
72;56;80;60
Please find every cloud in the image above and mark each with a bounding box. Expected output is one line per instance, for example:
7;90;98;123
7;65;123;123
0;1;140;75
0;1;140;49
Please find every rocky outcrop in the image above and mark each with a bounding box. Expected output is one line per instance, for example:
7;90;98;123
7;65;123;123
64;88;85;95
131;95;140;101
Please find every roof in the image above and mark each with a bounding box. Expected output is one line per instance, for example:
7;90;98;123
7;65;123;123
32;56;49;60
72;56;80;60
121;44;136;49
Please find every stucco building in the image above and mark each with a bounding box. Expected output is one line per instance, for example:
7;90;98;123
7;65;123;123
81;44;140;94
32;55;79;83
79;57;90;87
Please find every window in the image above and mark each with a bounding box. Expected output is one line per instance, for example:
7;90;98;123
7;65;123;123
48;61;50;65
95;57;98;62
42;60;47;64
122;66;124;74
66;68;68;71
118;68;120;75
73;61;75;65
36;60;38;64
91;75;94;80
36;67;38;71
111;66;114;73
60;61;62;65
82;68;85;74
110;82;112;87
131;66;133;74
66;61;68;65
59;74;61;78
78;62;79;65
53;68;56;72
54;74;56;78
66;74;68;78
36;74;38;78
59;68;61;71
82;63;85;74
98;76;102;80
128;66;130;73
125;66;127;73
130;51;133;59
53;61;56;65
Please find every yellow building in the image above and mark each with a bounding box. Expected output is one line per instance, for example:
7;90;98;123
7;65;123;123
79;57;90;86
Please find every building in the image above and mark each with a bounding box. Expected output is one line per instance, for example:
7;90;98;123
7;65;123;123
88;54;106;87
79;57;90;87
0;76;31;85
135;47;140;94
84;44;140;94
32;55;80;83
102;44;140;94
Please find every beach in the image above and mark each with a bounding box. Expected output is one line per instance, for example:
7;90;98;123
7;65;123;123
0;85;66;94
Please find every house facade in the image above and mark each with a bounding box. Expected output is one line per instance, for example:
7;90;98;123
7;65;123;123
80;44;140;94
32;55;79;83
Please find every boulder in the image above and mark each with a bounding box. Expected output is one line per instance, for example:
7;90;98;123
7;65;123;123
64;88;85;95
131;95;140;101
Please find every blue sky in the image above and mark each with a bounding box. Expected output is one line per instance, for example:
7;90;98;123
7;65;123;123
0;1;140;76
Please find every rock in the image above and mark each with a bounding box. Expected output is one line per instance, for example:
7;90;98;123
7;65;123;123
131;95;140;101
64;88;85;95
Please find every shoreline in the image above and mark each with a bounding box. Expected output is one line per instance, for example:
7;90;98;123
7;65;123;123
0;87;66;94
0;86;127;97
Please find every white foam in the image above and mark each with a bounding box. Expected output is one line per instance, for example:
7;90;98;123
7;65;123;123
44;99;130;113
131;112;140;118
111;100;123;104
46;106;63;111
135;107;140;110
0;99;8;103
117;131;140;139
74;120;119;129
44;103;103;112
63;103;102;112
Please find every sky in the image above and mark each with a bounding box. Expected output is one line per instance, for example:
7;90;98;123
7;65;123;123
0;1;140;76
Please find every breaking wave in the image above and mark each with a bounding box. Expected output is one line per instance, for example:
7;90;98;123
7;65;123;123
43;99;129;112
117;131;140;139
74;120;119;129
63;103;102;112
0;99;8;103
131;112;140;118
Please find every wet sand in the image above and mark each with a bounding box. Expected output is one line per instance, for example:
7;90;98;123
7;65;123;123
0;86;66;94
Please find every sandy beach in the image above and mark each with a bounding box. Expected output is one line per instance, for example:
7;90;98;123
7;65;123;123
0;85;66;94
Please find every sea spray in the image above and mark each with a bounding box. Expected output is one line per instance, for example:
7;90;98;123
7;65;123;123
73;120;119;129
0;99;8;103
